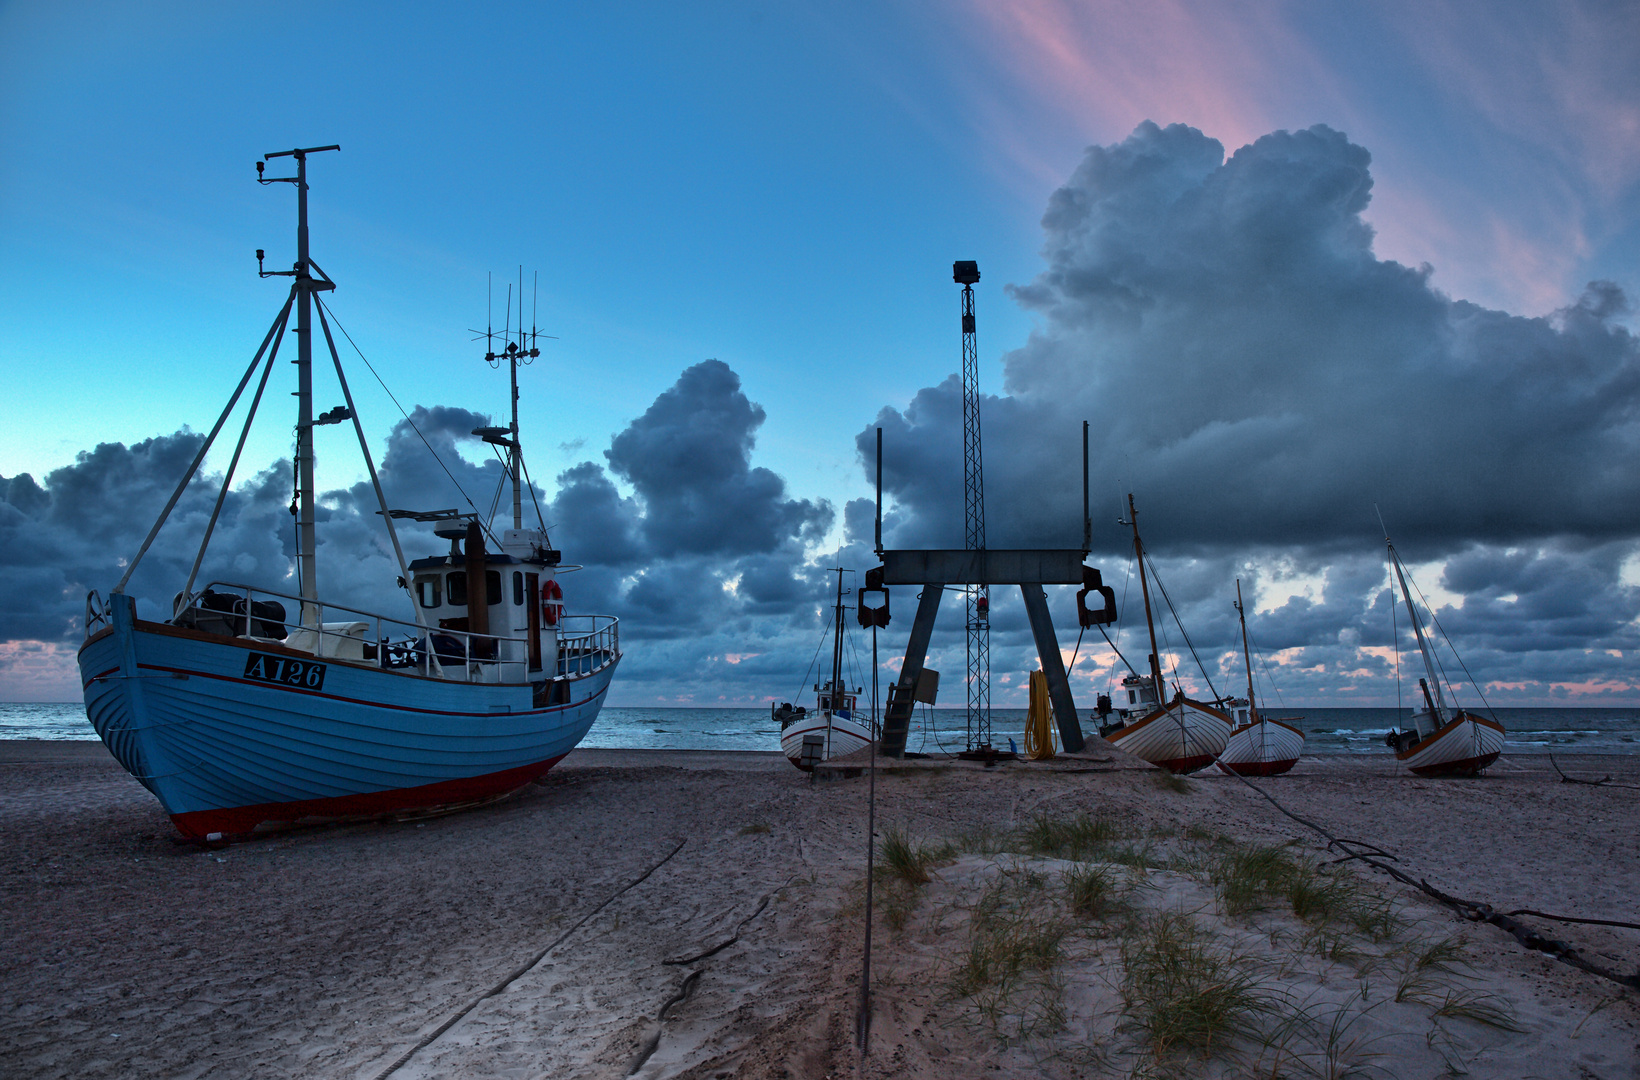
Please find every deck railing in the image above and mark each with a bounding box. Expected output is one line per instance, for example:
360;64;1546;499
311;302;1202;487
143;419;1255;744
157;582;618;686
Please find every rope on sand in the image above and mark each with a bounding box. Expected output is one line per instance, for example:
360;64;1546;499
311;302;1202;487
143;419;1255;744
1550;753;1640;791
1219;769;1640;992
371;836;689;1079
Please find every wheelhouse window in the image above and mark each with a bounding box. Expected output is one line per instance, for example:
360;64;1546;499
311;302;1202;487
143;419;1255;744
513;571;524;606
446;570;503;607
416;576;441;608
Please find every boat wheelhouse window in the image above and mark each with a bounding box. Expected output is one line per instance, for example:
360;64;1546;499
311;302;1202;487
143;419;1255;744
417;577;441;608
512;571;524;606
1128;690;1136;704
446;571;503;607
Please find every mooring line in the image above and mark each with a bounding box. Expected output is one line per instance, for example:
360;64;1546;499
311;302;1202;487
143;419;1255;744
663;877;791;966
372;836;689;1080
1222;769;1640;991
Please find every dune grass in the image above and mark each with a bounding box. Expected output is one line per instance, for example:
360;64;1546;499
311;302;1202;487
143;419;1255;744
1120;911;1274;1060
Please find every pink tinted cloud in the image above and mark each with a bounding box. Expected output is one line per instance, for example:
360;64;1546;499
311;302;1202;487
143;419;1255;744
937;0;1634;316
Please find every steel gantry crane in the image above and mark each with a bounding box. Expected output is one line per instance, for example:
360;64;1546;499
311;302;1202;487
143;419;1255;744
953;260;990;751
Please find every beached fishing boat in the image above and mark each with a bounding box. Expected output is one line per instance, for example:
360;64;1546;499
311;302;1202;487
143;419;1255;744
1100;495;1232;772
779;569;873;770
1382;533;1504;776
1215;580;1304;776
77;147;619;838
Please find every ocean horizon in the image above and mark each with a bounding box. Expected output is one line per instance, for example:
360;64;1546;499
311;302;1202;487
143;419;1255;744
4;702;1636;756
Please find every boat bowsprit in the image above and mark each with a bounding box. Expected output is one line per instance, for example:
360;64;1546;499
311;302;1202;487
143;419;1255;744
77;148;620;838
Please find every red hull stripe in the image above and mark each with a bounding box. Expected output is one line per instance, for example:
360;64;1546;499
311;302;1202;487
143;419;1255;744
169;755;567;838
1219;758;1299;777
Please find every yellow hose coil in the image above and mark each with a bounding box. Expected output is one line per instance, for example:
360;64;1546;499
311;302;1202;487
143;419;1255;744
1024;669;1057;760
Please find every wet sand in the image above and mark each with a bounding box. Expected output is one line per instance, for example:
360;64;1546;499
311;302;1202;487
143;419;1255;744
1;742;1636;1078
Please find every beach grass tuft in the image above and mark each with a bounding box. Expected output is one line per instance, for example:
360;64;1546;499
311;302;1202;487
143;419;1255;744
877;826;938;885
1120;910;1273;1059
1017;812;1126;860
1064;863;1125;921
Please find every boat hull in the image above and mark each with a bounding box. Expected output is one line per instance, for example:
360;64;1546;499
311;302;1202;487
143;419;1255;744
78;599;617;837
780;713;873;771
1397;712;1505;776
1216;717;1304;776
1104;697;1232;773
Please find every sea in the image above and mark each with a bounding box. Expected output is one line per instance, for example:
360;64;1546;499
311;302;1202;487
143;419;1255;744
3;702;1636;756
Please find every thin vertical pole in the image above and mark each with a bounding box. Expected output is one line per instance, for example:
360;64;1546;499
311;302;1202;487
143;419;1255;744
874;427;882;553
1082;420;1091;554
1129;494;1165;704
857;618;878;1054
293;150;319;628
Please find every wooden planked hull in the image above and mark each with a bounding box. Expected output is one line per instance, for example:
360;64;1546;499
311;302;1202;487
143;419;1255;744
1397;711;1505;776
1103;697;1232;773
78;598;617;837
780;712;873;771
1216;717;1304;776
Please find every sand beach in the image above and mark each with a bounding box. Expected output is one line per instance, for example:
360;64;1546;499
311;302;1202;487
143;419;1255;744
2;741;1636;1078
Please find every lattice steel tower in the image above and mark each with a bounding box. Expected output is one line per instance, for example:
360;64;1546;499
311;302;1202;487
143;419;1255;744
954;260;991;749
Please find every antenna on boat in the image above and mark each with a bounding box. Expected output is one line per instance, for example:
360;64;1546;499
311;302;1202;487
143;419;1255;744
472;267;557;531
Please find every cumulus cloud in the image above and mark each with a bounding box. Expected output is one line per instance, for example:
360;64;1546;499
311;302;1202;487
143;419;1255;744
0;358;850;704
862;121;1640;702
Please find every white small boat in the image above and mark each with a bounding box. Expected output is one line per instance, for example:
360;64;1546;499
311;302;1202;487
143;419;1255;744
1105;683;1234;773
1099;495;1231;772
779;569;874;770
1216;580;1304;776
1381;533;1504;776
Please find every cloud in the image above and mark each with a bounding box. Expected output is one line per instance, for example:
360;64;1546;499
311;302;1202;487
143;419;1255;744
604;359;831;558
868;121;1640;550
860;121;1640;702
1;359;854;705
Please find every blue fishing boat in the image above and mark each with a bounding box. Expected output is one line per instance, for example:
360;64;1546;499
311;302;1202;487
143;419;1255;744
77;146;619;838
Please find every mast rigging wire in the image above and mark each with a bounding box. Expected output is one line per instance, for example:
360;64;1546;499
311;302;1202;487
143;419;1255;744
115;289;297;594
317;297;501;549
1143;552;1222;703
180;305;289;606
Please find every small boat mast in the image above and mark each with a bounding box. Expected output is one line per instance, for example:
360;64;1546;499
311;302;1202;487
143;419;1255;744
1122;493;1168;705
1386;533;1449;724
1234;578;1257;722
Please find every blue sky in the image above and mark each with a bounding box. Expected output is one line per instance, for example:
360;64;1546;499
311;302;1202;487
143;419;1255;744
2;1;1638;707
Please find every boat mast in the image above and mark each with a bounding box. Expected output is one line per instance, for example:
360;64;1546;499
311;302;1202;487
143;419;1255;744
1126;494;1167;704
1387;539;1447;721
1235;579;1256;720
258;146;339;629
829;568;846;712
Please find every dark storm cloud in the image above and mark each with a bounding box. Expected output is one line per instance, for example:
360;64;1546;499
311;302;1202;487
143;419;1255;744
855;120;1640;701
0;357;846;711
547;360;837;651
864;121;1640;553
605;360;831;558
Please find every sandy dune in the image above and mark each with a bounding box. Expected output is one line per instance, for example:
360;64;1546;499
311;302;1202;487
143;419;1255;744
1;743;1635;1078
